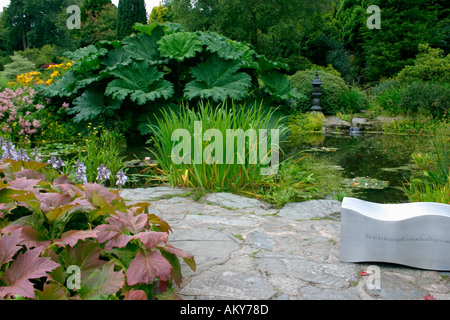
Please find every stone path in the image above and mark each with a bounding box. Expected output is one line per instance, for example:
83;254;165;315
120;187;450;300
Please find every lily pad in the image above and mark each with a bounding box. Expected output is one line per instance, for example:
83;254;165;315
344;177;389;189
310;147;338;152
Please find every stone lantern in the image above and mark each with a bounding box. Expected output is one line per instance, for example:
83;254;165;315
311;70;323;113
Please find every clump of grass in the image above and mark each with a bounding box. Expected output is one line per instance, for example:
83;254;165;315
147;101;288;192
404;132;450;204
76;128;127;186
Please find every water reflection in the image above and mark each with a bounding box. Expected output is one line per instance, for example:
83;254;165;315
284;132;434;203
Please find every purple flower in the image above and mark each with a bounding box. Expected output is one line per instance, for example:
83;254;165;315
96;164;111;183
16;149;30;161
48;155;65;170
31;147;41;162
1;138;17;160
116;169;127;187
73;160;87;184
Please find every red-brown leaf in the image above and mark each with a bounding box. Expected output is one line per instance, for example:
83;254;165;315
124;289;147;300
126;249;172;286
0;229;24;267
131;231;168;250
54;230;98;247
8;177;41;191
0;247;60;299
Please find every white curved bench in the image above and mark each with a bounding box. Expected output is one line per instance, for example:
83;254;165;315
340;197;450;271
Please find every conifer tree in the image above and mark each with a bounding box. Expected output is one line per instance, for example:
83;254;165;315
116;0;147;39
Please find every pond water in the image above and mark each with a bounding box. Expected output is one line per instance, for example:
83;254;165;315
285;131;434;204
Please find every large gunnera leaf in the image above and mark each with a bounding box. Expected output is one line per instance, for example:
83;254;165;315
122;33;163;65
105;61;174;104
184;56;252;102
70;89;121;123
199;32;248;61
158;32;203;62
260;71;305;101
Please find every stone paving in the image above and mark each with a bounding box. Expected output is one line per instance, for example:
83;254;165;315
120;187;450;300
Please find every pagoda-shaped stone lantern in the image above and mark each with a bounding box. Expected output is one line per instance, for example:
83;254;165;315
311;70;323;113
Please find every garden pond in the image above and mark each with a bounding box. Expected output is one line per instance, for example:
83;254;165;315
285;131;434;204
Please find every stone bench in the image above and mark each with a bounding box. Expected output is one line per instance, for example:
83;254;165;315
340;197;450;271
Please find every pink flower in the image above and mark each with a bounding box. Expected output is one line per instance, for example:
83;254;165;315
36;104;45;110
32;119;41;128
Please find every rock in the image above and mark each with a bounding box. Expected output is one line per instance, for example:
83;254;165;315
120;186;188;201
297;286;360;300
170;228;240;278
323;116;351;130
277;200;342;221
179;270;277;300
203;192;271;210
247;229;276;250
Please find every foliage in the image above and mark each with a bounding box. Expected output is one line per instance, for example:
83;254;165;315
1;0;78;51
289;69;348;114
372;81;450;119
81;0;112;20
340;86;369;114
117;0;148;39
78;4;118;48
2;54;35;81
396;44;450;83
43;23;300;137
335;0;442;82
15;45;59;69
404;134;450;204
251;154;352;208
400;82;450;118
0;158;195;300
147;101;288;191
75;128;127;187
289;112;325;132
381;116;449;135
149;4;171;24
164;0;332;74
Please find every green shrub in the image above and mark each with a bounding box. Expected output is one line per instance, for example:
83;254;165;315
340;87;369;114
16;45;59;68
289;69;348;114
371;83;406;115
400;82;450;118
2;54;36;80
289;112;324;132
396;44;450;83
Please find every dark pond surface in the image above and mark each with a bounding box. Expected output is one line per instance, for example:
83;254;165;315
285;131;434;204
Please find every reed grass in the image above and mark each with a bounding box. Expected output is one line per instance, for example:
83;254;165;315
147;101;288;191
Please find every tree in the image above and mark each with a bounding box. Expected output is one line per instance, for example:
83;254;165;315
116;0;147;39
335;0;441;82
149;4;170;23
2;53;35;80
81;0;113;20
1;0;79;51
163;0;333;73
79;4;118;47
